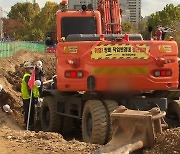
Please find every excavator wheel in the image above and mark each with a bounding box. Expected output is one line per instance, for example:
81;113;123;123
61;117;74;135
167;100;180;126
103;100;119;142
41;96;62;132
82;100;108;144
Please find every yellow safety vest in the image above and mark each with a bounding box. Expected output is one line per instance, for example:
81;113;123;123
21;73;40;99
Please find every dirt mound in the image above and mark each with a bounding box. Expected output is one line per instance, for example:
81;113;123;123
145;128;180;154
0;126;100;154
0;50;56;127
3;51;56;92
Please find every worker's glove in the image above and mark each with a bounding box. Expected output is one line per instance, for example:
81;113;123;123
36;98;43;107
35;80;41;88
38;98;43;103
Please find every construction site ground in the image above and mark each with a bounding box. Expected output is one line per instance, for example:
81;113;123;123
0;50;179;154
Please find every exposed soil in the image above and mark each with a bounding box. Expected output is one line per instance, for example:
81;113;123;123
144;128;180;154
0;50;179;154
0;50;57;127
0;110;100;154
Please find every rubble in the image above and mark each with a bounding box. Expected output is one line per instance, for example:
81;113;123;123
145;128;180;154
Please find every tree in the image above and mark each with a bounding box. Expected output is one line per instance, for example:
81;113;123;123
8;2;40;22
121;22;137;33
146;4;180;52
3;18;25;40
138;18;154;40
32;2;60;41
8;2;40;40
147;4;180;34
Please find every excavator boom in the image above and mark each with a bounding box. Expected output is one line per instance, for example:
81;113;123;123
98;0;122;34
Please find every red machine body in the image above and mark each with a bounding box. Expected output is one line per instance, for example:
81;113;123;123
55;0;179;92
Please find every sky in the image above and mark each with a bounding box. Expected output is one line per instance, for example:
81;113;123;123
0;0;179;17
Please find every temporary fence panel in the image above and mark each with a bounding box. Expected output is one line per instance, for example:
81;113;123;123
0;41;46;58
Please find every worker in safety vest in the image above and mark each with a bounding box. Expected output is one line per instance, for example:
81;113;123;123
21;61;40;130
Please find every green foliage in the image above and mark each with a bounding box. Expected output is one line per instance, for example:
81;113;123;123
33;2;60;38
121;22;137;33
138;20;149;39
145;4;180;50
8;2;40;22
7;2;40;41
147;4;180;31
7;2;59;41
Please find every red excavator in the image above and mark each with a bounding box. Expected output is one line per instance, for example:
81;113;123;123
41;0;180;153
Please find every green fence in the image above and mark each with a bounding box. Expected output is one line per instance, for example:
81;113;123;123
0;41;46;58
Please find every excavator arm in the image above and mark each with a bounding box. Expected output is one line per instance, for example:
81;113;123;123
98;0;122;34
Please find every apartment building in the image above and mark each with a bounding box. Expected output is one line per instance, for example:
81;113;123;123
68;0;141;27
120;0;130;22
128;0;141;27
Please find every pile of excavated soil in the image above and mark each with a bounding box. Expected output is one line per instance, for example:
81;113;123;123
0;109;100;154
0;50;56;126
145;128;180;154
0;126;100;154
4;51;56;92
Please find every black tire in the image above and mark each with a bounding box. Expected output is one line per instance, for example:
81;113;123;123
82;100;108;144
103;100;118;141
41;96;62;132
167;100;180;126
61;117;74;135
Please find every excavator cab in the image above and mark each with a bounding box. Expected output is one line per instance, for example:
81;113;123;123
56;9;102;41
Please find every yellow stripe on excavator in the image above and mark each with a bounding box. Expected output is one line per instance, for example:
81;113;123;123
91;67;148;75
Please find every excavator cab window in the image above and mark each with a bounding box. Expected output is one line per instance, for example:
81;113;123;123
61;17;97;38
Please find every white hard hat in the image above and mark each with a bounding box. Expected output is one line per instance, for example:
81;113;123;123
36;60;43;67
3;104;12;113
35;80;41;87
38;98;43;103
0;84;3;92
24;61;34;68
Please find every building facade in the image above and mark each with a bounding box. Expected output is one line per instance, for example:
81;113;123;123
68;0;141;27
120;0;130;22
127;0;141;27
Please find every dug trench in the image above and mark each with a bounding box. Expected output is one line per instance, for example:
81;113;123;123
0;50;179;154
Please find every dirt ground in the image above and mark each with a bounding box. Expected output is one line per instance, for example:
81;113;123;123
0;50;179;154
0;110;100;154
144;128;180;154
